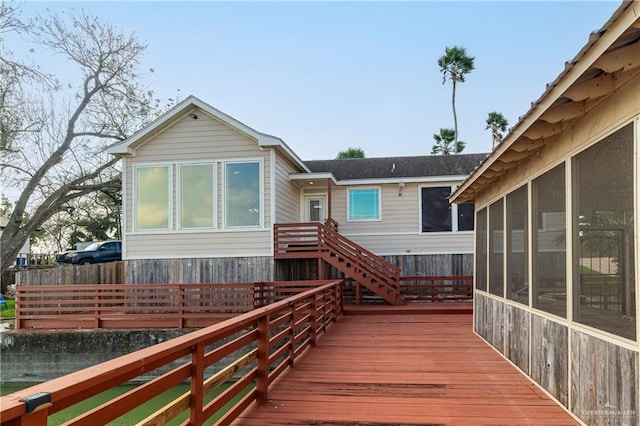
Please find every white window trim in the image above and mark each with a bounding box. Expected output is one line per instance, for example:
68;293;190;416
133;163;173;232
223;159;264;229
346;186;382;222
177;162;217;230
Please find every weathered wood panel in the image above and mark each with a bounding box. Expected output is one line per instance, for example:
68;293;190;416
531;314;569;407
472;293;505;354
504;303;530;374
570;330;638;425
384;253;474;276
126;257;274;284
16;262;124;286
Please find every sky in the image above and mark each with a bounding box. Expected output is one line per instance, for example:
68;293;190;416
12;0;622;160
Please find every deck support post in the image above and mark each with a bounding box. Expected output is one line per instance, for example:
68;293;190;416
189;342;205;425
257;314;270;404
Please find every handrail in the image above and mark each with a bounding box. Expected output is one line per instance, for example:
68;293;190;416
0;280;343;425
15;281;328;330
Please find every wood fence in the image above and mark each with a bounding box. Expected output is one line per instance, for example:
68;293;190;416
343;275;474;303
15;280;331;330
1;281;343;426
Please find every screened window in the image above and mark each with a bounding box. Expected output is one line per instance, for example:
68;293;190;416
135;165;170;230
422;187;452;232
225;161;261;227
348;188;380;221
457;203;475;231
573;124;635;340
507;185;528;305
489;199;504;297
475;208;488;291
532;164;566;318
179;164;214;229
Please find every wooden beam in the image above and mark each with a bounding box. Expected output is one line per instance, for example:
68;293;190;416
592;41;640;73
509;137;546;152
501;148;534;162
523;119;576;140
539;98;602;123
564;67;640;101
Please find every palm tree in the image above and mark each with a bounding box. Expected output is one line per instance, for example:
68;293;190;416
486;111;509;149
438;46;475;145
336;147;365;159
431;128;465;155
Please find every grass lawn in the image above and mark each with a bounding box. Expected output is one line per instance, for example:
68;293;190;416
1;298;15;318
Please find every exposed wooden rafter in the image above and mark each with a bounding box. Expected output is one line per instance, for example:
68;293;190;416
539;98;602;123
523;119;576;140
509;137;546;152
564;67;640;101
592;40;640;73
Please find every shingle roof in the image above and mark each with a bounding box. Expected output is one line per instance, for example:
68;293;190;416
304;154;488;181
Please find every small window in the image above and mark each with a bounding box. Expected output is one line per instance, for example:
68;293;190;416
488;199;504;297
179;164;215;229
507;185;528;305
422;187;452;232
225;161;261;228
475;208;488;291
135;165;170;231
532;163;566;318
348;188;380;221
457;203;475;231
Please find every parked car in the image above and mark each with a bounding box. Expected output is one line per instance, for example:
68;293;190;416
66;240;122;265
56;242;97;264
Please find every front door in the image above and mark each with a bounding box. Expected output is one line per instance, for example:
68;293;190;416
305;196;326;222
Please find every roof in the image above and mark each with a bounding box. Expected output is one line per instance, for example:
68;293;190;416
107;95;309;173
305;153;488;181
451;1;640;203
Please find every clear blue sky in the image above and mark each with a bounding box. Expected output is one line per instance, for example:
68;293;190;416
16;1;621;160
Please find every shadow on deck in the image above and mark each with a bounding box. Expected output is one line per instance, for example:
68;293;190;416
234;309;578;425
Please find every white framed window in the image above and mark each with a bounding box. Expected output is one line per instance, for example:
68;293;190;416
347;187;381;221
224;161;262;228
178;163;215;229
420;185;474;233
134;165;171;231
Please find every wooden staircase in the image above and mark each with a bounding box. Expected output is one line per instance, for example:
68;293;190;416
274;219;404;306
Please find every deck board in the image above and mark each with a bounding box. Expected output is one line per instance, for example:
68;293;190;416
234;313;578;425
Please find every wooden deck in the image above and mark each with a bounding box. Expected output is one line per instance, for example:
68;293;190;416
234;312;578;425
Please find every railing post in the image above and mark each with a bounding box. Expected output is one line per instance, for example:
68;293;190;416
288;302;296;367
179;286;185;329
257;314;270;404
310;295;318;346
189;342;205;425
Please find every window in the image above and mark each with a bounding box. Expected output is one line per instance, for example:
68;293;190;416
573;124;635;340
507;185;528;305
135;165;170;230
457;203;475;231
489;199;504;297
475;208;488;291
532;164;566;318
225;161;261;227
421;187;452;232
179;164;215;229
348;188;380;221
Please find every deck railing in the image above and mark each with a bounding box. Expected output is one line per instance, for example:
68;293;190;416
344;275;474;302
15;281;329;330
0;280;343;426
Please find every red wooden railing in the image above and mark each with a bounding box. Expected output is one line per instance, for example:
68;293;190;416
343;275;473;303
15;281;327;330
274;219;403;305
0;280;343;425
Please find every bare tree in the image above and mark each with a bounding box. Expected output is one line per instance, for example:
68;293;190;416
0;4;158;275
